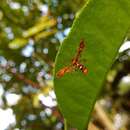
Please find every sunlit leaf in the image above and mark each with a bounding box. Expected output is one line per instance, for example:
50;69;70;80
9;38;28;49
22;18;56;38
54;0;130;130
36;15;50;24
34;29;57;41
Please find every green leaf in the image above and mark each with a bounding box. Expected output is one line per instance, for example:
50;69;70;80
22;17;56;38
9;38;28;49
54;0;130;130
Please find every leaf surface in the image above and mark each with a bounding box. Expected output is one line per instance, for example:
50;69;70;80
54;0;130;129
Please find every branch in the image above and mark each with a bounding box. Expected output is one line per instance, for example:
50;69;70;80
88;123;100;130
0;65;41;88
94;103;116;130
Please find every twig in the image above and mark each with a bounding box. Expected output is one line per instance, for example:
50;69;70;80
0;65;41;88
94;103;116;130
88;122;100;130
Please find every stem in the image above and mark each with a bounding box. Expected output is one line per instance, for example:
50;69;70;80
64;119;68;130
0;65;41;88
94;103;116;130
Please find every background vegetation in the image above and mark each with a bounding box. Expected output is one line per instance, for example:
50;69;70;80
0;0;130;130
